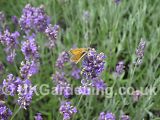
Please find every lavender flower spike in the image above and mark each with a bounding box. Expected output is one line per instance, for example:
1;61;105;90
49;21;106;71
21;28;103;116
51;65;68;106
115;0;121;4
82;11;90;23
92;77;106;90
12;16;19;26
132;90;142;102
0;103;12;120
3;74;22;96
19;4;50;33
17;80;36;109
20;60;39;79
98;112;115;120
77;85;91;95
55;51;69;69
115;61;125;75
21;35;39;61
0;11;5;23
82;48;106;79
0;61;4;74
45;24;59;49
135;39;146;65
121;114;130;120
52;72;72;98
34;113;43;120
71;63;81;80
59;101;77;120
3;74;16;96
0;29;20;63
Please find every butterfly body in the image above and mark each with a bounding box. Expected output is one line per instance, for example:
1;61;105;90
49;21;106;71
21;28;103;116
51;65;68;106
69;48;89;64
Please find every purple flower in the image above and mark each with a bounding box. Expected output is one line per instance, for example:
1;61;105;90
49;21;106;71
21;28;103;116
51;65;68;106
52;72;72;98
3;74;16;96
0;11;5;23
59;101;77;120
20;60;39;79
6;50;16;64
81;79;90;86
12;16;18;26
0;29;19;48
34;113;43;120
45;24;59;49
0;61;4;74
92;77;106;90
135;39;146;65
52;72;67;85
82;11;90;23
2;74;22;96
115;0;121;4
21;35;39;61
55;85;72;98
19;4;50;33
98;112;106;120
77;86;91;95
132;90;142;102
71;63;81;79
17;79;36;109
0;103;12;120
0;29;20;63
115;61;125;75
80;49;106;92
82;48;106;79
98;112;115;120
121;114;130;120
55;51;70;69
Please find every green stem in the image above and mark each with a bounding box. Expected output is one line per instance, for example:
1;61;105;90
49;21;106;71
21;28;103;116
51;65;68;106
72;95;83;120
76;95;83;108
10;107;21;120
86;96;92;120
129;64;137;87
13;60;20;76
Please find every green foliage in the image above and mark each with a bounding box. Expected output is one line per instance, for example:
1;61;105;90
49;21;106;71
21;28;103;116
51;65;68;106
0;0;160;119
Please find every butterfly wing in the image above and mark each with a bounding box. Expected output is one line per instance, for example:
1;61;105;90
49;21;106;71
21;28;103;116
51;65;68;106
70;52;87;64
70;48;88;64
70;48;88;55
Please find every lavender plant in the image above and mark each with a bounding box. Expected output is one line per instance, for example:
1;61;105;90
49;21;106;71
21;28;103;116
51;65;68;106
115;61;125;75
2;74;21;96
20;60;39;79
0;1;159;120
81;48;106;79
0;103;12;120
19;4;50;33
45;24;59;49
34;113;43;120
52;72;72;98
55;51;70;69
0;29;20;63
135;39;146;65
80;48;106;92
59;101;77;120
21;35;40;62
98;112;116;120
120;114;130;120
17;80;36;109
0;12;5;23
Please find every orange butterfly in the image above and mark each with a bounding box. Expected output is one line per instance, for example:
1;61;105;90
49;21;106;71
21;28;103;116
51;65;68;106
69;48;89;64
